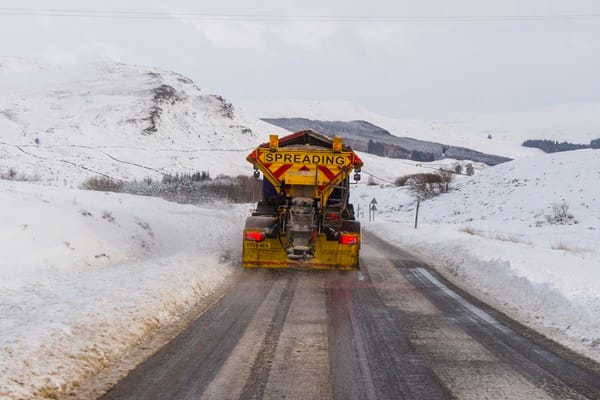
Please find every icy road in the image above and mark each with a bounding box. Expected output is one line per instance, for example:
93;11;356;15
90;233;600;400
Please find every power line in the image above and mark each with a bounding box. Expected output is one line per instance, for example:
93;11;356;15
361;169;396;184
1;7;599;22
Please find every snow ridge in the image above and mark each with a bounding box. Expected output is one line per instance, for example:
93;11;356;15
0;59;287;186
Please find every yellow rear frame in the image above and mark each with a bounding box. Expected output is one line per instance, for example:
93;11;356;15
242;231;360;270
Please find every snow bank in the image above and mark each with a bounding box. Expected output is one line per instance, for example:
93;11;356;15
0;180;246;399
352;149;600;361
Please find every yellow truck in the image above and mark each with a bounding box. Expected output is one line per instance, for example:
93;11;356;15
242;129;363;270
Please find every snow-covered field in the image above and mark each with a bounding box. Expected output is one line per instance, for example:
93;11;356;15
351;149;600;362
0;180;247;399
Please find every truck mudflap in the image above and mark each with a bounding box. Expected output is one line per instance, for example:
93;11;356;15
242;230;360;270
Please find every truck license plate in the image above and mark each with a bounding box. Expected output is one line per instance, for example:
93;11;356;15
245;241;271;249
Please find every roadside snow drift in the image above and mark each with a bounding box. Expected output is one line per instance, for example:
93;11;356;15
0;180;245;399
352;149;600;361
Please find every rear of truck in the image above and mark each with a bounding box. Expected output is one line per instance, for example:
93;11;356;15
242;129;363;270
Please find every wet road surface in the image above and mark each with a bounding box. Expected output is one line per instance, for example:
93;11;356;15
99;232;600;400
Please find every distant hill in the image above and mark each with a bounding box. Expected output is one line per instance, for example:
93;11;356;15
0;59;287;186
263;118;511;166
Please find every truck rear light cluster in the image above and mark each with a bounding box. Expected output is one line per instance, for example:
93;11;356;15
339;234;359;245
246;231;265;242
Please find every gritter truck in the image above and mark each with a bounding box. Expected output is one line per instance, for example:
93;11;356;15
242;129;363;270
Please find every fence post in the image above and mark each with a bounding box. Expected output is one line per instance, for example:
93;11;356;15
414;200;420;229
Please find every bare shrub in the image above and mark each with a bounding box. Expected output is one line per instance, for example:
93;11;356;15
394;175;410;187
459;226;532;245
545;201;576;225
552;241;570;251
81;176;124;192
459;226;477;235
102;211;115;223
407;172;453;200
7;167;16;179
0;167;40;182
453;162;463;174
439;170;453;186
465;163;475;176
551;241;591;255
493;232;532;245
35;385;60;399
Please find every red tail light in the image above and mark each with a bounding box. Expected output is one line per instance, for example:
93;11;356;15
339;234;359;245
326;212;340;220
245;231;265;242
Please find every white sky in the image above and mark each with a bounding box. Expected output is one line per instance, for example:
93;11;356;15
1;0;600;118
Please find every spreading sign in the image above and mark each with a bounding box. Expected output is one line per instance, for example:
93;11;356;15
260;151;350;167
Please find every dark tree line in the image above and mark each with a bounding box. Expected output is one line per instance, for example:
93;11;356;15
162;171;210;184
367;139;435;161
367;139;386;156
522;139;591;153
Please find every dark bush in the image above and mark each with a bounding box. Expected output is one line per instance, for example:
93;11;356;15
0;167;40;182
394;175;410;187
81;176;124;192
466;163;475;176
404;172;453;200
545;201;577;225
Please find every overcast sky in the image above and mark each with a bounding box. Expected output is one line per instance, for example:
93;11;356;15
1;0;600;118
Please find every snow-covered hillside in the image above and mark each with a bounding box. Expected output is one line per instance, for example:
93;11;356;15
245;99;600;159
446;102;600;146
352;149;600;361
0;58;288;187
0;179;247;399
